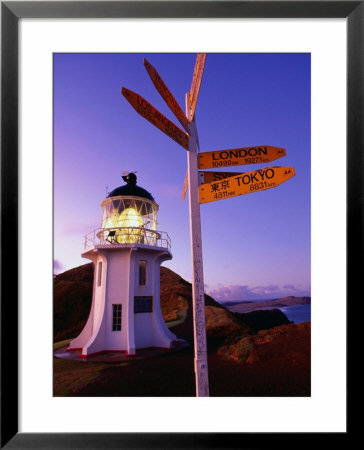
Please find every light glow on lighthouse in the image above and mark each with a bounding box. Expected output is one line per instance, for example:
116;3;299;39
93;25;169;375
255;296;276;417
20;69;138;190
120;207;143;227
117;207;144;243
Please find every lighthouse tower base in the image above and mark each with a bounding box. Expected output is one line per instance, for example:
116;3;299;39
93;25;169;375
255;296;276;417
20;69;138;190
68;243;176;357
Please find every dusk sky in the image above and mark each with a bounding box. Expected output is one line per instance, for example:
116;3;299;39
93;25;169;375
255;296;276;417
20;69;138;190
53;52;310;302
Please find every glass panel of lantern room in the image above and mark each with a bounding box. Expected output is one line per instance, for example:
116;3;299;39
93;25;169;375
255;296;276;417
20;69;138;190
102;199;117;229
101;206;106;229
101;197;159;244
135;200;143;219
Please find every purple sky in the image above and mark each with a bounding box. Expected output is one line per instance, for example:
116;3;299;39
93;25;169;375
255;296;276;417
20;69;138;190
54;53;310;302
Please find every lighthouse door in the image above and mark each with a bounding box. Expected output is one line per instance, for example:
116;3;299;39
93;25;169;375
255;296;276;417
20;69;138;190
134;296;153;348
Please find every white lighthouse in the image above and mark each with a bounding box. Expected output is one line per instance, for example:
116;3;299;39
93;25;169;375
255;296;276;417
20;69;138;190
68;173;176;357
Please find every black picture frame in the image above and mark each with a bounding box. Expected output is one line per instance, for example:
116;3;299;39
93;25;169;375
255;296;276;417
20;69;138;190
1;1;359;448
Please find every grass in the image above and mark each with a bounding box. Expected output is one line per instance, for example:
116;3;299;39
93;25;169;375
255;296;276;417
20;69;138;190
53;340;104;396
232;337;254;363
53;358;106;396
218;336;254;363
53;341;133;396
53;323;311;396
165;308;188;328
53;339;103;396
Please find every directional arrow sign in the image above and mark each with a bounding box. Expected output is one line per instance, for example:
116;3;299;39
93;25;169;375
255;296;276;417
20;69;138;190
198;146;286;170
199;166;295;204
122;87;189;150
144;58;189;133
181;171;189;200
189;53;206;120
198;170;242;185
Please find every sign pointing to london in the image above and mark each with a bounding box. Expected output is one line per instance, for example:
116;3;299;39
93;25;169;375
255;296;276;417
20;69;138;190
121;87;189;150
143;58;190;133
199;166;295;204
198;146;286;169
188;53;206;119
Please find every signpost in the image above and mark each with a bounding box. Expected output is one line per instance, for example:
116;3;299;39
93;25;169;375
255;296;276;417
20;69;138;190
122;54;295;398
199;166;295;204
122;87;189;150
198;146;286;169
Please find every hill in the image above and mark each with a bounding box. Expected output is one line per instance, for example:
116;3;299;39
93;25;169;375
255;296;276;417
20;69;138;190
234;308;291;332
225;296;311;314
53;263;94;342
53;263;253;343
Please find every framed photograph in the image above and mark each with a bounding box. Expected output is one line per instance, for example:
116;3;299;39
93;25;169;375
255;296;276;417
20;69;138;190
2;1;359;448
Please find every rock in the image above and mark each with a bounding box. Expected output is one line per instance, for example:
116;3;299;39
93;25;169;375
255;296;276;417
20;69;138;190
218;322;311;365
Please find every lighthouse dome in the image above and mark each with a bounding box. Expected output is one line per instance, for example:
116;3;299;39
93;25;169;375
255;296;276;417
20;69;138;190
100;173;159;243
107;173;155;202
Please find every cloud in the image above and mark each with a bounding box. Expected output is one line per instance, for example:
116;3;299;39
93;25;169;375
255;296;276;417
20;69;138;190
54;259;64;274
250;284;280;295
208;283;310;302
61;222;95;235
208;285;257;301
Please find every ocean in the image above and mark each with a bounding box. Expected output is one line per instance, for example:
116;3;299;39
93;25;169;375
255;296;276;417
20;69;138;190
278;304;311;324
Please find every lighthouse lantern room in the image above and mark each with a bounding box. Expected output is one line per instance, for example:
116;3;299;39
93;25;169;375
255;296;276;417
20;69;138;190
68;173;176;357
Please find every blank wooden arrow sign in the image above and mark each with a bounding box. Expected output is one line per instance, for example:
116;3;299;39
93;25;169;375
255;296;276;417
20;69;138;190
143;58;190;133
122;87;189;150
198;170;242;185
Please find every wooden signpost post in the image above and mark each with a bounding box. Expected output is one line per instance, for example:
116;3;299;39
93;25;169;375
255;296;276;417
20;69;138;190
185;96;209;397
122;54;295;398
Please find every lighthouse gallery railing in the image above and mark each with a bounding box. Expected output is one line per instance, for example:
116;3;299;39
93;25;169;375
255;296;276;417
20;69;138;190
84;227;171;251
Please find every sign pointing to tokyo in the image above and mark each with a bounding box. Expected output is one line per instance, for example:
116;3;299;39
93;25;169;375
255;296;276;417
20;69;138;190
198;146;286;170
143;58;190;133
121;87;189;150
199;166;295;204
